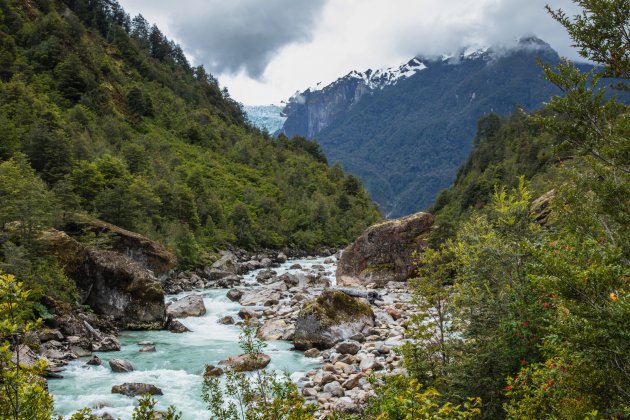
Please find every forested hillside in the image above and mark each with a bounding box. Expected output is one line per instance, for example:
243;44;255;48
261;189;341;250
0;0;381;271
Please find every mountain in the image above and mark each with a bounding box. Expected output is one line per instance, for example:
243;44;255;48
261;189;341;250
281;37;583;217
244;105;287;134
0;0;381;272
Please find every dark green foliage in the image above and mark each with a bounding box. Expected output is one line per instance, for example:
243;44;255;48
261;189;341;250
429;109;557;242
0;0;381;270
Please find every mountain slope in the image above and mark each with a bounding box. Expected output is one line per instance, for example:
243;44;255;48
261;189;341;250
281;37;585;217
0;0;381;267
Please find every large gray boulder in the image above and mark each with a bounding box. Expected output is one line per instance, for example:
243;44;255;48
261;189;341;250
293;290;374;350
336;212;434;287
166;295;206;318
41;229;166;328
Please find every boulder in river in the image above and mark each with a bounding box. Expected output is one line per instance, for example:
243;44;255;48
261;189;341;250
218;316;235;325
204;364;224;378
226;288;244;302
219;353;271;372
293;290;374;350
109;358;134;373
86;356;101;366
257;319;291;340
336;212;434;287
166;318;190;333
111;383;163;397
166;295;206;318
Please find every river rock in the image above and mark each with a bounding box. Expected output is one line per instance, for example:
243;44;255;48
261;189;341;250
304;348;321;358
139;345;156;352
334;397;360;413
279;272;299;288
41;228;166;327
293;290;374;350
218;316;235;325
257;319;290;340
211;251;239;273
86;355;101;366
219;353;271;372
39;328;64;342
238;308;258;321
335;340;361;355
166;295;206;318
323;381;345;397
111;383;163;397
70;346;92;357
336;212;434;287
92;335;121;352
239;288;281;306
109;358;134;373
204;364;224;378
359;355;383;372
167;319;190;333
227;288;244;302
256;269;277;283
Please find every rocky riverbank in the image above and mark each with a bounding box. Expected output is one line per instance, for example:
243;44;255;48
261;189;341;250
200;253;415;416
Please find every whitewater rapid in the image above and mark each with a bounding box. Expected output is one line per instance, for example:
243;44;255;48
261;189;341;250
49;257;336;419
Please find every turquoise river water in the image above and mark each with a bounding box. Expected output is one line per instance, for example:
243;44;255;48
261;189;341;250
49;257;335;419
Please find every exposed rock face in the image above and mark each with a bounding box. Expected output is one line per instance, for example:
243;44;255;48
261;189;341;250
336;212;434;287
64;218;177;278
41;229;166;327
531;189;556;225
293;291;374;350
219;353;271;372
165;295;206;318
111;383;163;397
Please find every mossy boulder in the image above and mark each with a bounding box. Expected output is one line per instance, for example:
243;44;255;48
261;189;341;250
63;217;177;279
336;211;434;287
41;229;165;328
293;290;374;350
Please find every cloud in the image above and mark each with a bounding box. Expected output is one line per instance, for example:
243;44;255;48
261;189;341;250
168;0;328;78
118;0;584;104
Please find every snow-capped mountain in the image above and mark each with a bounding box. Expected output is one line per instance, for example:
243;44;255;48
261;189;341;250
279;36;576;217
307;57;428;94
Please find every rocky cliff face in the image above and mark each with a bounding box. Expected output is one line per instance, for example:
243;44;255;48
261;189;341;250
282;58;425;139
41;224;172;328
336;212;434;287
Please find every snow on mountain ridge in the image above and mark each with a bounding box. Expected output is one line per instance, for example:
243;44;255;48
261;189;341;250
290;36;554;104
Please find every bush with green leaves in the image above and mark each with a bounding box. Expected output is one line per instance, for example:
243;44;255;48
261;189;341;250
0;272;53;420
202;322;316;420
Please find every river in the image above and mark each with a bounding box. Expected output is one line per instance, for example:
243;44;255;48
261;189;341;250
49;256;336;419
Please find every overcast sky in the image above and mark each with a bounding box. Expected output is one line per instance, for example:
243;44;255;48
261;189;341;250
118;0;582;105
